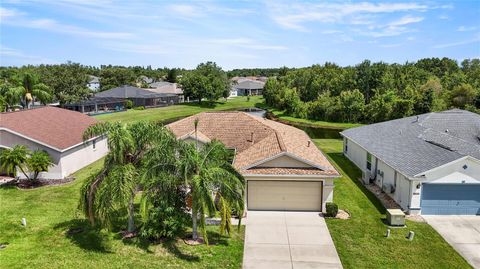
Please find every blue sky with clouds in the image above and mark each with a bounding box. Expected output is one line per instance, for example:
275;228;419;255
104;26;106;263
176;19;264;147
1;1;479;70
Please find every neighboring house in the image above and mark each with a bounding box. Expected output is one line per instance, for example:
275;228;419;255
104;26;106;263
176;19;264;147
0;107;108;179
341;109;480;215
231;79;265;97
148;81;184;103
137;75;154;87
167;112;340;212
94;85;180;107
63;97;126;114
88;75;100;91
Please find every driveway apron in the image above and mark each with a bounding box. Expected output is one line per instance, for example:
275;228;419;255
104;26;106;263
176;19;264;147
243;211;343;269
424;215;480;268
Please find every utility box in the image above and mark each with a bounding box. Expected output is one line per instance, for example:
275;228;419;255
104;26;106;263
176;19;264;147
386;209;405;226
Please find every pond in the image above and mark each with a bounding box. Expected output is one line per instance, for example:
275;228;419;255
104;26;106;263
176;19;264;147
239;108;342;139
238;107;267;118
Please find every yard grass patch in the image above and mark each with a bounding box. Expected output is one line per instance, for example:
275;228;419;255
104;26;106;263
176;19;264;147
259;106;363;129
315;138;471;269
94;96;264;124
0;160;245;269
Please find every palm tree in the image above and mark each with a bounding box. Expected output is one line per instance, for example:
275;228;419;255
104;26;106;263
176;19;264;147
12;73;52;109
79;121;174;232
176;140;245;244
0;145;29;178
0;81;23;111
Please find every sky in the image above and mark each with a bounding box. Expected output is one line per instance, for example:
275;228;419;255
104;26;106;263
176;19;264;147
0;0;479;70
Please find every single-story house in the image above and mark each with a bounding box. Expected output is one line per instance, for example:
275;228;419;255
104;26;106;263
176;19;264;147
94;85;180;107
341;109;480;215
0;107;108;179
148;81;184;103
231;79;265;97
63;97;126;114
167;112;340;212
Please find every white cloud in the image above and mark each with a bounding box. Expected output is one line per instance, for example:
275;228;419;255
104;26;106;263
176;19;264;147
1;7;134;39
388;15;424;26
168;4;203;18
208;38;288;50
0;6;21;17
433;36;480;48
458;26;477;32
0;45;56;64
267;2;431;31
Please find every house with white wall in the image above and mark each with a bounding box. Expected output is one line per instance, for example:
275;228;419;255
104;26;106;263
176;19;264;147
87;75;100;91
341;109;480;215
0;107;108;179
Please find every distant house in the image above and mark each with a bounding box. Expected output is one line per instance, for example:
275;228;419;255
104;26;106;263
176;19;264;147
149;81;184;103
231;79;265;97
63;97;126;114
136;75;154;87
0;107;108;179
87;75;100;91
94;85;180;107
168;112;340;212
341;109;480;215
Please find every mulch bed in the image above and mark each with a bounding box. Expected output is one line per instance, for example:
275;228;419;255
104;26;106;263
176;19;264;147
336;210;351;219
13;177;75;189
365;183;402;209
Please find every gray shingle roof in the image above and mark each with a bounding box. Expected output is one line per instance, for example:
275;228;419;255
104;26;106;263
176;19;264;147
149;81;173;88
95;85;176;98
234;80;265;90
341;109;480;178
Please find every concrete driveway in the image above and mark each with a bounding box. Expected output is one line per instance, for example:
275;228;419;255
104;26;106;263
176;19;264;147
424;215;480;268
243;211;342;269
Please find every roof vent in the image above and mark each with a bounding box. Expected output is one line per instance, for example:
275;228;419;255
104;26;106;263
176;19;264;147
307;141;311;147
445;129;449;133
250;132;254;144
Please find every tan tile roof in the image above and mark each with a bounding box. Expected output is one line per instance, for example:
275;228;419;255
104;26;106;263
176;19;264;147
0;107;98;151
167;112;339;177
244;167;340;176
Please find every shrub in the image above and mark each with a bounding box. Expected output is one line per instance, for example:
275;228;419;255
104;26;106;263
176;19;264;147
140;203;190;239
325;202;338;217
125;100;133;109
133;106;145;110
140;189;190;240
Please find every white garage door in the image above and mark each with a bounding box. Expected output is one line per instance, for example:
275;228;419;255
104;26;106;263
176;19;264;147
247;181;323;211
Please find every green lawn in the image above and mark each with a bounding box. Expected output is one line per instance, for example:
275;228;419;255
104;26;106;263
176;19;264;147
257;106;363;129
94;96;264;124
0;160;245;269
315;139;471;269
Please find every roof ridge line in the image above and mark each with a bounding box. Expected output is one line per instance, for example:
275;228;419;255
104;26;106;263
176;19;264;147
421;127;480;149
273;128;286;151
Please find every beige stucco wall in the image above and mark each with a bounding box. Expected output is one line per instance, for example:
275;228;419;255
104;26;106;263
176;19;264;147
245;175;334;212
257;155;313;168
0;130;108;179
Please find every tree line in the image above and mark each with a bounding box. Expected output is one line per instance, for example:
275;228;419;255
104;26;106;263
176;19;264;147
0;62;185;109
263;58;480;123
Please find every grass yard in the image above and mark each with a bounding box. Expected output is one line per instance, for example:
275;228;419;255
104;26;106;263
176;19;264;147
315;138;471;269
258;105;363;129
0;160;245;269
94;96;264;124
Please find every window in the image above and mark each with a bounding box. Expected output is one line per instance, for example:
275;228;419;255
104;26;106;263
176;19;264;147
366;152;372;170
92;139;96;150
344;139;348;153
394;171;397;187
